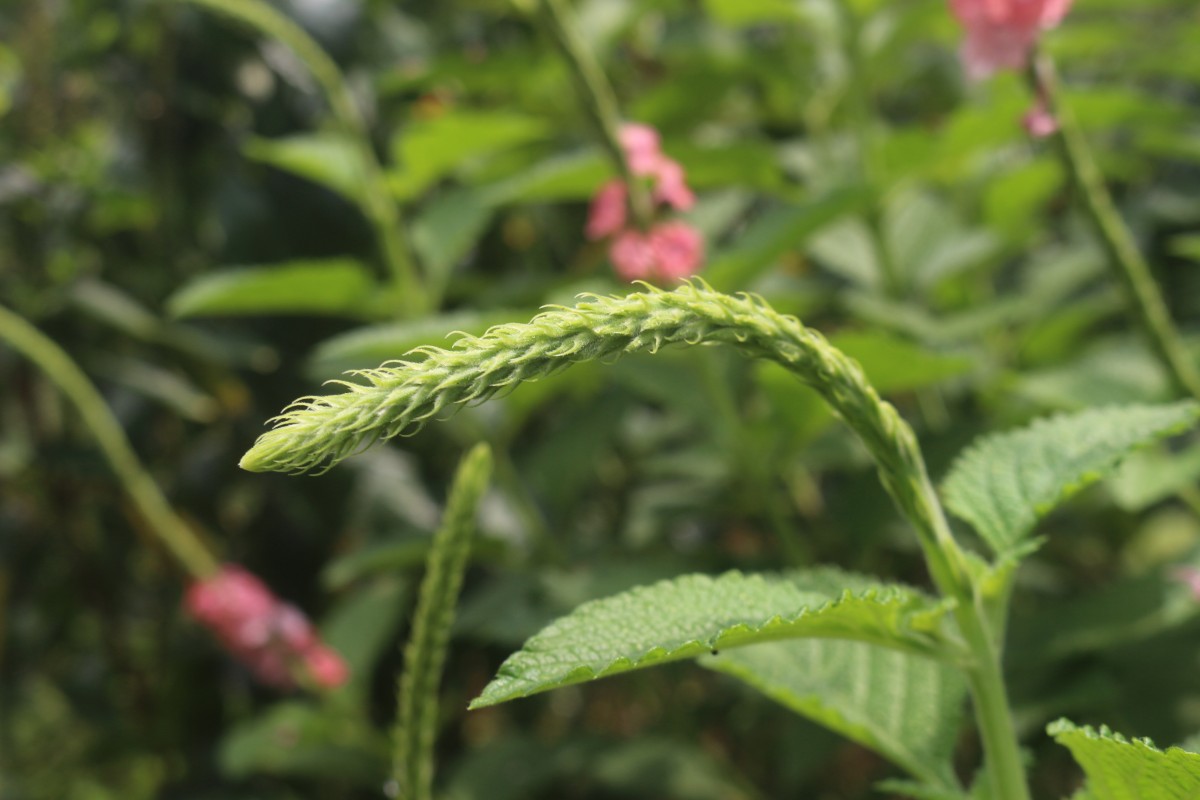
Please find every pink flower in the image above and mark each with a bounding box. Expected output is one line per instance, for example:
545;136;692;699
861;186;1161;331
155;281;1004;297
619;123;663;175
651;159;695;211
1022;96;1059;138
586;180;627;240
610;222;704;283
586;122;704;282
948;0;1074;80
186;565;349;690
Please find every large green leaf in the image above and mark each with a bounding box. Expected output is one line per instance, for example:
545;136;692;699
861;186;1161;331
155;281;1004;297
244;133;362;203
1049;719;1200;800
469;569;954;709
167;258;380;319
389;110;548;200
705;639;966;793
940;402;1200;557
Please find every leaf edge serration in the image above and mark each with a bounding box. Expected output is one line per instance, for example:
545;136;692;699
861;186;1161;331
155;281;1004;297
467;568;955;710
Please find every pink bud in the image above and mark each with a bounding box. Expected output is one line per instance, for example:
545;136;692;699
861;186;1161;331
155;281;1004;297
610;229;658;282
1022;98;1059;138
186;564;349;691
586;180;628;240
619;123;663;175
651;159;695;211
948;0;1074;79
648;222;704;281
304;645;350;688
609;222;704;283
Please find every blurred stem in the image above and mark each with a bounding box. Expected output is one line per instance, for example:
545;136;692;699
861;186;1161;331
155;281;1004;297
177;0;428;316
1033;53;1200;401
393;444;492;800
0;305;219;579
836;0;903;298
536;0;654;228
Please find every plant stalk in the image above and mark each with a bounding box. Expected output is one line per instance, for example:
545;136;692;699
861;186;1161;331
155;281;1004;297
177;0;428;316
1033;53;1200;401
536;0;654;228
906;476;1030;799
0;305;219;579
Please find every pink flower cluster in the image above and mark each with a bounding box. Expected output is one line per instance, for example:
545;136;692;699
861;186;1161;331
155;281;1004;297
586;123;704;283
186;564;348;690
948;0;1073;80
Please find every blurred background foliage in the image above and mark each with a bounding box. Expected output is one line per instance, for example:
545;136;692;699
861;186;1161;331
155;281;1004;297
3;0;1200;797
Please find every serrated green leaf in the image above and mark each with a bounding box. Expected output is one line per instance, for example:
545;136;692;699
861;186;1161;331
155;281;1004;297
1049;719;1200;800
167;259;379;319
706;639;966;792
940;402;1200;557
469;569;954;709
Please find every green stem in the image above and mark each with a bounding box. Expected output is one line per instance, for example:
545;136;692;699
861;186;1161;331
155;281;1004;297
908;474;1031;800
177;0;428;316
0;305;219;579
536;0;654;228
1034;53;1200;401
393;444;492;800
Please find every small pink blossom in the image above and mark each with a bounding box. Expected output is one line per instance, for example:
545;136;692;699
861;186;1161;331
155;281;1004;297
948;0;1074;80
619;123;663;175
586;122;704;282
186;565;349;690
651;159;695;211
1022;97;1059;138
609;222;704;283
586;180;628;240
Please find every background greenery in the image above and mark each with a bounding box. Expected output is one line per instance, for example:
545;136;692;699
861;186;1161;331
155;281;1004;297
3;0;1200;797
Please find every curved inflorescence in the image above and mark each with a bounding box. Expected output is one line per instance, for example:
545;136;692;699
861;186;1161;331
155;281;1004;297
240;282;954;574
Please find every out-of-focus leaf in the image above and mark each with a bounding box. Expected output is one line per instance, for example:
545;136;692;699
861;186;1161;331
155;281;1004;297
941;402;1200;557
319;577;409;695
389;110;548;200
830;331;972;394
1049;719;1200;800
95;355;219;423
307;308;528;377
442;736;758;800
1108;442;1200;512
218;701;387;784
167;258;380;319
707;639;965;792
482;149;609;203
1012;338;1172;409
1009;570;1200;664
701;0;798;24
706;187;870;291
244;133;362;202
411;187;494;287
471;569;953;708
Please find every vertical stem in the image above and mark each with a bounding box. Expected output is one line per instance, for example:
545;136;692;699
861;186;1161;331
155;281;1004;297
0;305;219;579
1034;54;1200;401
393;444;492;800
910;476;1031;800
178;0;428;316
536;0;654;228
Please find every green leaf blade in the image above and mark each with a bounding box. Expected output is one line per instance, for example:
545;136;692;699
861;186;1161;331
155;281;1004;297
1049;719;1200;800
167;259;378;319
705;639;966;792
940;402;1200;556
469;569;953;709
